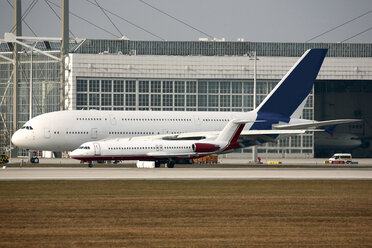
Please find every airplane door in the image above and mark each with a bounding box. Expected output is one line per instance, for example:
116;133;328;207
44;128;51;139
193;115;201;126
110;115;117;125
91;128;98;139
93;143;101;156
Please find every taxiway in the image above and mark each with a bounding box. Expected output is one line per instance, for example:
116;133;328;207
1;167;371;180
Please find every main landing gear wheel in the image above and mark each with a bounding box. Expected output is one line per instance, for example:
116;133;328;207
165;161;175;168
30;157;39;164
88;163;93;168
155;161;161;168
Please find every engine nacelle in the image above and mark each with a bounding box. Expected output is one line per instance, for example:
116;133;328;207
192;143;220;153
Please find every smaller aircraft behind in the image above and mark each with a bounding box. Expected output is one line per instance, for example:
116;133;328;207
71;119;252;168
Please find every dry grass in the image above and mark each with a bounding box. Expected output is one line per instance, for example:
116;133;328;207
0;180;371;247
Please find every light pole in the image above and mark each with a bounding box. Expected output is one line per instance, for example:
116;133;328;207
250;51;258;163
29;47;33;120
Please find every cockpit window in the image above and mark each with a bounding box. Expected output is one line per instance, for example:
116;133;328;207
21;126;33;130
78;146;91;150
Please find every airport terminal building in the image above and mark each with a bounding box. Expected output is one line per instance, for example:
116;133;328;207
1;40;372;158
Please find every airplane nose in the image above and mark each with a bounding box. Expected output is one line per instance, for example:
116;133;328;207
70;149;81;159
11;131;22;147
70;149;77;157
11;130;28;148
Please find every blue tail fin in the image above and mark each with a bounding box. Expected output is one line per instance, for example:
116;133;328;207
255;48;328;118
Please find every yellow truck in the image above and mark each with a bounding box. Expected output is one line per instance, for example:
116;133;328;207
0;154;9;164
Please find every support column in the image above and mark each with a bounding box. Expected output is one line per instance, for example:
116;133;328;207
252;51;258;163
12;0;22;132
60;0;69;110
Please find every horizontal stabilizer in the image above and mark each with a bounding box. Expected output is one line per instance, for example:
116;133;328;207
273;119;362;130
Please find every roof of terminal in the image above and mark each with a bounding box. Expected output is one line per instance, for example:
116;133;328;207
0;39;371;57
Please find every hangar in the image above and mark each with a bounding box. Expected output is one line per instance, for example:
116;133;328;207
1;39;371;158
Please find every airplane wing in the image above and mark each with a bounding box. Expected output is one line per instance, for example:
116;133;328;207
237;129;307;143
272;119;362;130
100;129;307;144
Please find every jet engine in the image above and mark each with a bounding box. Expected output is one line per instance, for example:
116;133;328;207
192;143;220;153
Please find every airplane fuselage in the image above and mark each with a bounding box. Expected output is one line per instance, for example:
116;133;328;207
12;110;260;151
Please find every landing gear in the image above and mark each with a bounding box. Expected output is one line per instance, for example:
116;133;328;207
155;161;161;168
165;159;175;168
30;157;39;164
29;150;39;164
88;162;93;168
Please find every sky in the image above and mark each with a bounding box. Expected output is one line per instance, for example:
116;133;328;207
0;0;372;43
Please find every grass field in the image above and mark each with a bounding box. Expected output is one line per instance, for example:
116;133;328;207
0;180;371;247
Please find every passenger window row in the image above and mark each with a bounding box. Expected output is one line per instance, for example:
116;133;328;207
109;131;155;135
76;117;193;122
203;119;229;122
66;131;89;135
121;118;192;121
77;118;102;121
108;146;191;150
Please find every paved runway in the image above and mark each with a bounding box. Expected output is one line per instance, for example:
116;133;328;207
1;168;372;180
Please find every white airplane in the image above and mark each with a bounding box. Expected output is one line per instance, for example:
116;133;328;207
70;119;250;167
315;132;363;150
11;49;360;155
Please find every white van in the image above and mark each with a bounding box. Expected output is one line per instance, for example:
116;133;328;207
328;153;352;164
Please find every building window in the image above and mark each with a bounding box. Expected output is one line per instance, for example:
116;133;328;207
291;136;301;147
77;79;88;92
198;95;207;107
163;95;173;106
232;95;242;107
101;94;112;106
303;109;313;119
126;94;136;106
151;81;161;93
77;94;87;106
163;81;173;93
101;80;112;92
126;80;136;92
151;94;161;106
208;95;218;107
139;94;149;106
175;95;184;106
175;81;185;93
220;81;230;93
220;95;230;107
198;81;207;93
89;80;100;92
243;95;253;108
89;94;100;106
113;94;124;106
257;82;267;94
243;81;253;94
232;81;242;93
186;81;196;93
303;136;312;147
208;81;219;93
139;81;149;92
186;95;196;106
113;80;124;92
